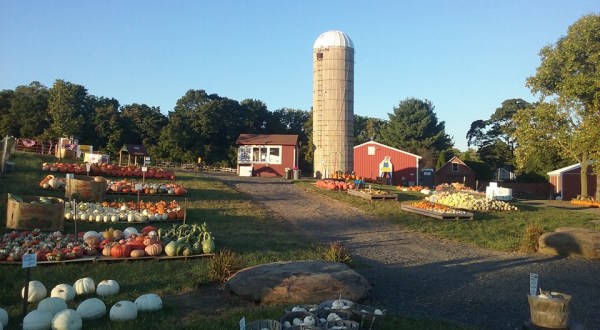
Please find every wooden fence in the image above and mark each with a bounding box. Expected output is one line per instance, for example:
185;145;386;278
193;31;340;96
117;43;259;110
15;138;57;155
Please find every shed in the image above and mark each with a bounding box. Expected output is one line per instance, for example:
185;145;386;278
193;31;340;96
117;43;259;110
353;141;421;186
119;144;148;166
435;156;477;189
236;134;299;177
547;163;597;200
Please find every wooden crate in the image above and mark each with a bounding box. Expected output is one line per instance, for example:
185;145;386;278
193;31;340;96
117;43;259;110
401;204;473;220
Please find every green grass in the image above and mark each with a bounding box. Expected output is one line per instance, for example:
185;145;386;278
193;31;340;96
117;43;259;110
0;152;472;330
295;180;597;252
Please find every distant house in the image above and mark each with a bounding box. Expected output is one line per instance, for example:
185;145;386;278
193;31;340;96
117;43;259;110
547;163;597;200
435;156;477;189
235;134;299;177
353;141;421;186
497;165;516;181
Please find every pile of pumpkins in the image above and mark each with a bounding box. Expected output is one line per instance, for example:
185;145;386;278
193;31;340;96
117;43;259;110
0;277;162;330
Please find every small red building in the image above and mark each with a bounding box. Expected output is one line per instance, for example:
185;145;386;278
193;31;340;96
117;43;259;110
547;163;597;200
353;141;422;186
235;134;299;177
435;156;477;189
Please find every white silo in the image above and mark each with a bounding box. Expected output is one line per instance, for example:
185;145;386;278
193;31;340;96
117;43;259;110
312;30;354;178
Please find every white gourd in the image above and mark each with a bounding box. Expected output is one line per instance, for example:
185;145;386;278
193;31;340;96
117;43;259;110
51;309;82;330
96;280;119;297
21;280;47;303
50;284;76;302
0;307;7;327
37;297;68;316
109;300;137;321
73;278;95;296
76;298;106;320
134;293;163;312
22;310;53;330
123;227;138;238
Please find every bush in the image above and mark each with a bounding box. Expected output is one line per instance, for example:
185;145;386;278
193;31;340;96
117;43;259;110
323;241;352;264
519;223;545;253
208;249;240;283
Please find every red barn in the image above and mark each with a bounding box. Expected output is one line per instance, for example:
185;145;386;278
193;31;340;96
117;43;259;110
435;156;477;189
353;141;421;186
547;163;597;200
235;134;299;177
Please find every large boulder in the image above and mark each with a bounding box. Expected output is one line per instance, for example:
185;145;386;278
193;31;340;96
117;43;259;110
538;227;600;259
225;260;371;304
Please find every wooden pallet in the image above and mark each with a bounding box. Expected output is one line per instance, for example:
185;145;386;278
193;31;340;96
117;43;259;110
0;254;214;265
401;204;474;220
347;189;398;201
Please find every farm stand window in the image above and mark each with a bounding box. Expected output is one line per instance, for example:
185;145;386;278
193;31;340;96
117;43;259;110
251;146;282;164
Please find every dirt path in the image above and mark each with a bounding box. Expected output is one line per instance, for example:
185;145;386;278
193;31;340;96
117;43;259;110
208;174;600;330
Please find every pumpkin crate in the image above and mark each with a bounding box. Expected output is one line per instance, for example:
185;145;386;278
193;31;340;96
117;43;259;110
324;320;360;329
400;204;474;220
346;189;398;201
350;304;386;330
6;194;65;231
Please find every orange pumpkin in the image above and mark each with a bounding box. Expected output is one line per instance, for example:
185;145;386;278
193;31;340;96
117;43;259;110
110;244;131;258
143;237;157;246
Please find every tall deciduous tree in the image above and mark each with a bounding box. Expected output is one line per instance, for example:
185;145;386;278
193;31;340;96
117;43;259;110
92;97;122;155
379;98;452;167
466;98;531;170
0;90;16;137
354;115;386;145
47;79;88;139
10;82;50;138
121;103;167;150
523;13;600;198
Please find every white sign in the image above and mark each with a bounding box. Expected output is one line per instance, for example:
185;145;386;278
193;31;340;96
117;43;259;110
142;166;148;172
135;183;143;191
85;162;91;173
529;273;539;296
22;253;37;268
66;173;74;179
239;317;246;330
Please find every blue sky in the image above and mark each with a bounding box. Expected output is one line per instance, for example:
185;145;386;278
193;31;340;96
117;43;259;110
1;1;598;150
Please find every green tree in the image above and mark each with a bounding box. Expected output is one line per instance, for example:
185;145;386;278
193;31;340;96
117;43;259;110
379;98;453;167
47;79;88;139
92;97;122;156
354;115;385;145
121;103;168;155
10;82;50;138
523;13;600;198
0;89;16;137
467;98;531;170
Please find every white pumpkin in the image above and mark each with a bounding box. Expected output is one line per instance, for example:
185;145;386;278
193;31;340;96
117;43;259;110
134;293;163;312
22;280;47;303
96;280;119;297
76;298;106;320
51;309;82;330
73;278;95;296
23;309;53;330
123;227;138;238
37;297;68;316
50;284;76;302
109;300;137;321
82;231;99;241
0;307;7;327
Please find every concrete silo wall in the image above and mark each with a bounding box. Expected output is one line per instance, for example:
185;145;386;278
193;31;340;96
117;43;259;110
312;47;354;178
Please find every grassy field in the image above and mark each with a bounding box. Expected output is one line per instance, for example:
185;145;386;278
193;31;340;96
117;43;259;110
0;152;469;330
295;181;598;252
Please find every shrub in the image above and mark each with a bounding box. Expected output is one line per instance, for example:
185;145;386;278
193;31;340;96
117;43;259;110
323;241;352;264
519;223;545;253
208;249;240;283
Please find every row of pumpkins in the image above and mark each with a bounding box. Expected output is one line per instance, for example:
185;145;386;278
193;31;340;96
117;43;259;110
0;278;161;330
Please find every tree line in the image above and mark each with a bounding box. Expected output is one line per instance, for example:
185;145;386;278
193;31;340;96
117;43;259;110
2;14;598;198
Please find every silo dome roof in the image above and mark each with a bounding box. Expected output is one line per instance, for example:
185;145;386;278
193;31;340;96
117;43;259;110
313;30;354;49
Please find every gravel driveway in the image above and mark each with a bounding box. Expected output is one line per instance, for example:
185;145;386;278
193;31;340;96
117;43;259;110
207;174;600;330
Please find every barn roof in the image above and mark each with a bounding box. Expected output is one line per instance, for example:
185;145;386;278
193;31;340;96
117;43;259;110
547;163;582;176
436;156;475;174
120;144;148;156
236;134;298;146
353;141;422;159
